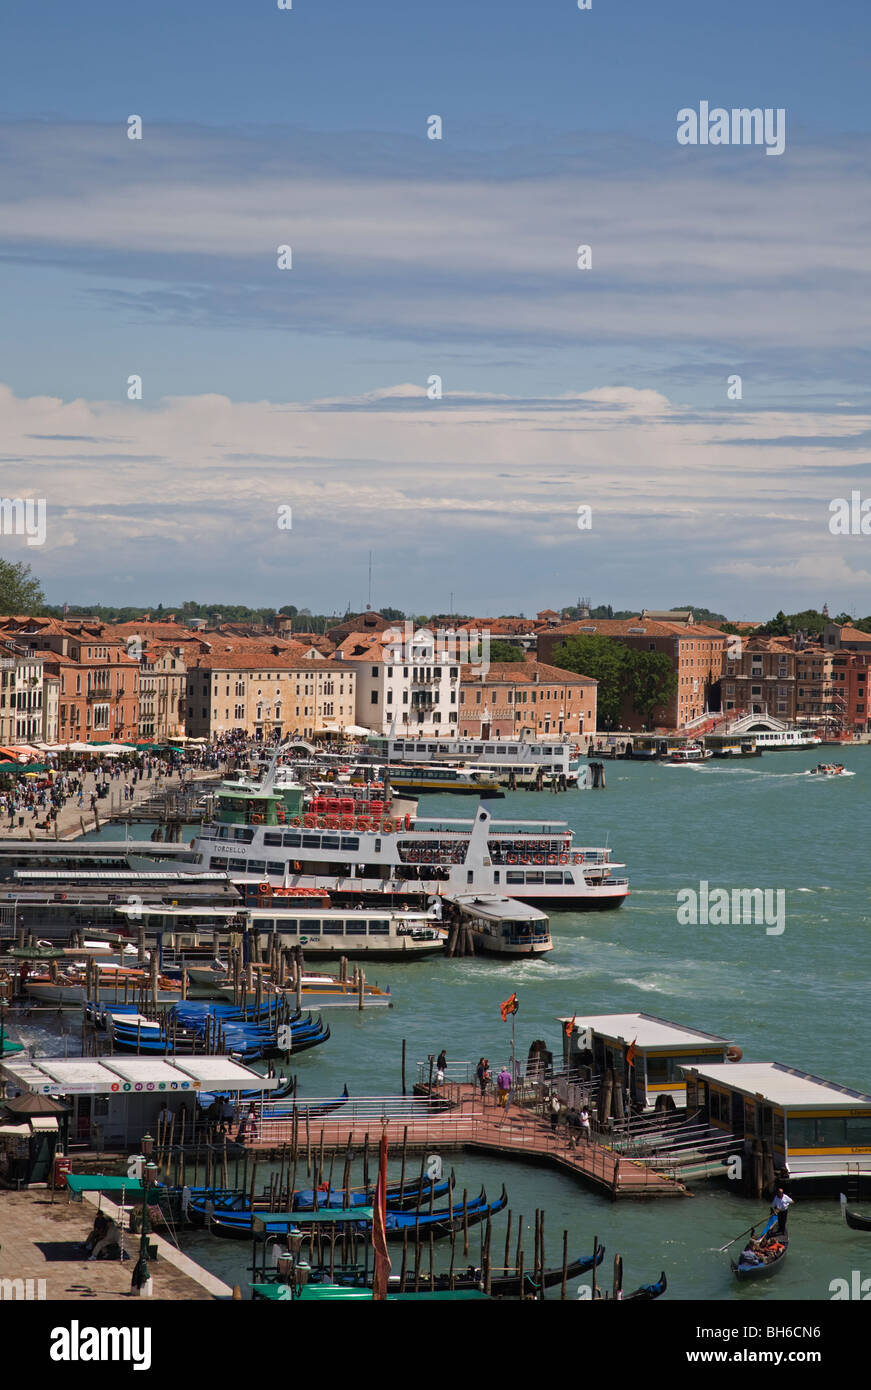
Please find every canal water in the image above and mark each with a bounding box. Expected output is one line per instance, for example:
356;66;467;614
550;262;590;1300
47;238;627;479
8;747;870;1299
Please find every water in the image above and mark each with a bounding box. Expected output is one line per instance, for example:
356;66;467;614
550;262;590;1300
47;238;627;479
9;747;869;1299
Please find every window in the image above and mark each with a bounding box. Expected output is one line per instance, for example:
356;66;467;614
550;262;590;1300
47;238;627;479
283;832;302;847
371;691;378;704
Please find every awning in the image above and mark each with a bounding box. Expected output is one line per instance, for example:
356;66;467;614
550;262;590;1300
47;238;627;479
30;1116;59;1131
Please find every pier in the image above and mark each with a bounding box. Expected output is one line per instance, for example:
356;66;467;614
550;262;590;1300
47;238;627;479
240;1087;690;1200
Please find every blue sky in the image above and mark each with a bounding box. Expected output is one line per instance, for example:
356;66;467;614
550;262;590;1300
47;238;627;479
0;1;869;616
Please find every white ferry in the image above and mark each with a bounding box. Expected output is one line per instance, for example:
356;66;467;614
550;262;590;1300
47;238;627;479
112;902;448;961
444;894;553;957
187;755;628;912
746;730;821;749
364;736;579;777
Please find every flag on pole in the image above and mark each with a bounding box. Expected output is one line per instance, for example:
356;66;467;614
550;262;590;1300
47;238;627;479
626;1037;638;1068
500;992;519;1022
565;1014;576;1038
371;1127;391;1300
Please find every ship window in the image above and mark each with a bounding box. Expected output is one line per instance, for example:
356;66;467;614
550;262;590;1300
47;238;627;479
209;857;228;869
264;833;283;846
283;833;302;847
341;837;359;850
322;922;344;934
564;872;574;884
228;859;248;871
506;872;524;884
322;835;340;849
299;920;320;935
257;919;275;930
344;925;367;936
368;923;390;935
302;835;321;848
545;871;563;884
525;872;544;884
267;862;285;875
248;860;267;874
279;919;297;933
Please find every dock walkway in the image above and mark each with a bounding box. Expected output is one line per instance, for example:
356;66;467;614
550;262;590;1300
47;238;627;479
243;1083;689;1200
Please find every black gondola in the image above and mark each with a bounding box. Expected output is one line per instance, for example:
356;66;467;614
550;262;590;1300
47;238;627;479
841;1193;871;1231
623;1270;667;1301
730;1214;788;1280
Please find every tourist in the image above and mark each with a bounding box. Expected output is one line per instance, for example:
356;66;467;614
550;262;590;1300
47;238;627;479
579;1106;591;1142
549;1092;561;1132
496;1066;512;1112
436;1048;447;1073
476;1058;490;1099
88;1214;121;1260
740;1241;763;1266
83;1210;109;1255
771;1188;794;1233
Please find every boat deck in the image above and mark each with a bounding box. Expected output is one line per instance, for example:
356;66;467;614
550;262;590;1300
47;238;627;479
241;1083;689;1200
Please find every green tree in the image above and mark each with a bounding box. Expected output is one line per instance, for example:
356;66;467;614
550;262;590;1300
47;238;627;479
488;640;526;663
553;635;630;728
628;649;678;728
0;558;45;615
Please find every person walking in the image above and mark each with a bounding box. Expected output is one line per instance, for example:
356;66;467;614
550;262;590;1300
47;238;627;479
475;1058;490;1100
549;1092;562;1133
579;1105;592;1143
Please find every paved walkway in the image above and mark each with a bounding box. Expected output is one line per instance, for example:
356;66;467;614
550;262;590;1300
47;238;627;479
0;1187;223;1300
0;767;217;843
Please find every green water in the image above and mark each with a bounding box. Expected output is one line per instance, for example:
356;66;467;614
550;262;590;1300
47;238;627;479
84;750;871;1298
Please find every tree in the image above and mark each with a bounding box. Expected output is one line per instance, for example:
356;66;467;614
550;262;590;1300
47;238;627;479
628;650;678;728
488;640;526;663
553;635;630;728
0;558;44;615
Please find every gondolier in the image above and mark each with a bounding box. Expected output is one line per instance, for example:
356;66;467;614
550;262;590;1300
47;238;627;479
771;1188;794;1233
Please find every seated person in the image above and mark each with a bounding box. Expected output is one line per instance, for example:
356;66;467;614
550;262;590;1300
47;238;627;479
740;1242;763;1265
88;1215;121;1260
83;1211;109;1255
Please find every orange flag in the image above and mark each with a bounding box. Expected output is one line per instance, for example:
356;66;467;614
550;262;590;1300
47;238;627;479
565;1014;576;1038
371;1127;391;1300
626;1037;638;1068
500;993;519;1022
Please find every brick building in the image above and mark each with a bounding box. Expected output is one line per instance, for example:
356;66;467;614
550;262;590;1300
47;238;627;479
458;661;597;738
538;618;727;730
0;618;139;744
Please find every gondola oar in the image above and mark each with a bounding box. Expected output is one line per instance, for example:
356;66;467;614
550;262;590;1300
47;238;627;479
716;1218;766;1253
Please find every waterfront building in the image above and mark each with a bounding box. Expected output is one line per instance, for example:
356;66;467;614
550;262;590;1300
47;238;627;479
720;635;796;722
185;653;356;740
137;645;188;742
538;618;727;730
458;661;597;739
681;1060;871;1184
0;618;139;744
336;629;461;737
559;1012;733;1111
0;639;45;744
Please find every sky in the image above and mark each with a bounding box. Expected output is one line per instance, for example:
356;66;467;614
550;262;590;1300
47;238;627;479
1;0;869;618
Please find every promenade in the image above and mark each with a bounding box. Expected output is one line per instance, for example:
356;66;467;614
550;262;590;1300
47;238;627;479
0;766;217;843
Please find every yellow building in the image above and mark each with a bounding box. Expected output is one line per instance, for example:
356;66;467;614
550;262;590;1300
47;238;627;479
185;653;356;739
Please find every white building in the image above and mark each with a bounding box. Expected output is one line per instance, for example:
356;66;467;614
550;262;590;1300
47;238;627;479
337;626;461;737
0;641;45;745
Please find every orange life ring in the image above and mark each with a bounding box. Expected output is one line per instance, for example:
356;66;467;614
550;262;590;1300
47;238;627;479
533;855;544;865
251;814;263;824
258;881;272;895
382;818;394;833
291;817;301;826
521;856;531;865
559;854;569;865
507;854;518;864
547;855;558;865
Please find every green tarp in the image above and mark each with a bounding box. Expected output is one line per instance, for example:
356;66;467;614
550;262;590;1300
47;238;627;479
252;1283;489;1301
66;1174;164;1197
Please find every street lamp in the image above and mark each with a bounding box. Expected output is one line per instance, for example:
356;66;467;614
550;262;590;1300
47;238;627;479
131;1133;157;1296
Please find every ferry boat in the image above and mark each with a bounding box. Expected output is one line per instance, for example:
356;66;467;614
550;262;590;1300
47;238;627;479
668;744;712;764
739;729;820;750
364;736;580;778
381;764;504;798
444;894;553;956
111;902;448;961
186;753;629;912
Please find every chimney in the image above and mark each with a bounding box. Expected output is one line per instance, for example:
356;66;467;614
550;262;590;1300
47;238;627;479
167;613;175;623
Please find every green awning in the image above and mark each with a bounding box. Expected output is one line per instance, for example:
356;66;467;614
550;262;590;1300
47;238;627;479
66;1174;164;1198
251;1207;372;1232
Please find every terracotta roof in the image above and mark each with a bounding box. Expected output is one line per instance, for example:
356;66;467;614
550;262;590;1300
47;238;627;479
460;661;597;685
836;626;871;644
544;618;726;640
190;652;353;672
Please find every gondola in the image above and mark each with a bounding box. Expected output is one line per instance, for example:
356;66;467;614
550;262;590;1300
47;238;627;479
292;1172;455;1212
380;1185;506;1242
730;1214;788;1280
262;1085;350;1119
389;1244;606;1296
840;1193;871;1231
623;1270;667;1301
